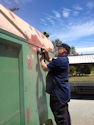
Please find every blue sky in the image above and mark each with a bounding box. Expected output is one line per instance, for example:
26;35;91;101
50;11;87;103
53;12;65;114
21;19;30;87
0;0;94;54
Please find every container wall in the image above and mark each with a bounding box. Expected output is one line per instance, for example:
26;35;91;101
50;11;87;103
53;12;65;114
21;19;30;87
22;41;54;125
0;30;54;125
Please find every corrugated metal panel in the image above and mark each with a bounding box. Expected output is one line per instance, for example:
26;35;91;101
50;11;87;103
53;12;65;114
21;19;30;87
68;54;94;64
0;4;54;52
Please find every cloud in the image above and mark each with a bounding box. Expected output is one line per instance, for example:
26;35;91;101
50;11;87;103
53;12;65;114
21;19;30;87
0;0;12;5
40;18;46;23
50;21;94;42
73;11;79;16
0;0;32;5
76;47;94;54
46;17;55;25
40;18;48;26
86;2;94;9
40;13;59;25
52;10;61;18
14;0;19;4
62;8;71;18
14;0;32;4
67;21;94;39
73;5;83;10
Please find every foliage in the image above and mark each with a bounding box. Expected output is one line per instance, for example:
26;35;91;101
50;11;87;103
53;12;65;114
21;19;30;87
52;41;78;56
76;64;91;76
52;39;62;51
9;7;19;12
69;66;76;76
69;64;92;77
70;46;78;55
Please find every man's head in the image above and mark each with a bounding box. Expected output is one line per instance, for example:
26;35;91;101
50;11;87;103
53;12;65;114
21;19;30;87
57;43;71;56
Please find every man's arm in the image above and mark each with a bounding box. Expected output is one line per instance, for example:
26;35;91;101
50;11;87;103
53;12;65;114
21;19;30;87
40;56;49;72
42;50;52;62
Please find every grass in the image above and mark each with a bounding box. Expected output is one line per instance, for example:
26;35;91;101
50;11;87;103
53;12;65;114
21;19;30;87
69;71;94;82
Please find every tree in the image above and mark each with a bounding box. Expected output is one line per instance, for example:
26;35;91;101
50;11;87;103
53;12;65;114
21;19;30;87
69;66;76;76
83;65;91;75
70;46;78;55
9;7;19;12
52;39;62;51
76;64;91;76
76;65;84;76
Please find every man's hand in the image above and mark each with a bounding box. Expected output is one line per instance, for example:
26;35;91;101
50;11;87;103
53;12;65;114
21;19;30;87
41;49;52;62
40;55;49;72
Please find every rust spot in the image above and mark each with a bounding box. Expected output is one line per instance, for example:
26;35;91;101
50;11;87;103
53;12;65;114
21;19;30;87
9;11;15;19
25;88;27;92
27;108;30;124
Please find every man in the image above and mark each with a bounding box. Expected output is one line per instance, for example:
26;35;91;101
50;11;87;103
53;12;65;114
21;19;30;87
40;43;71;125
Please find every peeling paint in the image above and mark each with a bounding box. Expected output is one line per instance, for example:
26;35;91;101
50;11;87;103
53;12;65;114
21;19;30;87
41;34;45;39
29;34;43;48
0;4;54;52
27;54;34;70
29;45;38;54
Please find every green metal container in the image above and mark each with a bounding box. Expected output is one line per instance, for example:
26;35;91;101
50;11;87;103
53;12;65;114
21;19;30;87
0;29;54;125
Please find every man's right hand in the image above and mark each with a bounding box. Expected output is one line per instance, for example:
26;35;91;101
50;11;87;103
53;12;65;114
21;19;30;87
42;49;52;62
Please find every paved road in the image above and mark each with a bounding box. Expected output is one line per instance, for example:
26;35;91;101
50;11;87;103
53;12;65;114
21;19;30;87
69;99;94;125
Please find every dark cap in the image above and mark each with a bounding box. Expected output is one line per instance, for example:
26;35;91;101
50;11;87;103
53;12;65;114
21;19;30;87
57;43;71;54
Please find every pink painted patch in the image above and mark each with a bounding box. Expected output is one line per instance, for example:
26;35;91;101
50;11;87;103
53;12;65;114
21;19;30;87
27;108;30;124
29;45;38;54
41;34;45;39
29;26;33;31
49;48;55;53
29;34;43;47
34;29;41;37
9;12;15;19
27;54;34;70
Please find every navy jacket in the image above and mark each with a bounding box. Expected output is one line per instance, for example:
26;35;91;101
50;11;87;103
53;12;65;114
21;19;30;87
46;56;70;103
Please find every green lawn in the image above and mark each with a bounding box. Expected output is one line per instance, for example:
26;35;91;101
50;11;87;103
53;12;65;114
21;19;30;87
69;71;94;82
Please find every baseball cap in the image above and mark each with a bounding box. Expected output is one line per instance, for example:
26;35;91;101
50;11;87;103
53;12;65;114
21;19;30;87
57;43;71;54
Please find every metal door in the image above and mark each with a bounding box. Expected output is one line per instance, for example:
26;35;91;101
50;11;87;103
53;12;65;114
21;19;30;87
0;41;20;125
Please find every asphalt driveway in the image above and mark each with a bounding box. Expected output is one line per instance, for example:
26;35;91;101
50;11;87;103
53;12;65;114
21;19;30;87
69;99;94;125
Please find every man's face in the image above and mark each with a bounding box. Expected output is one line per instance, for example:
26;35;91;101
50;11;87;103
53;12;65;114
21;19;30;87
58;47;67;56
